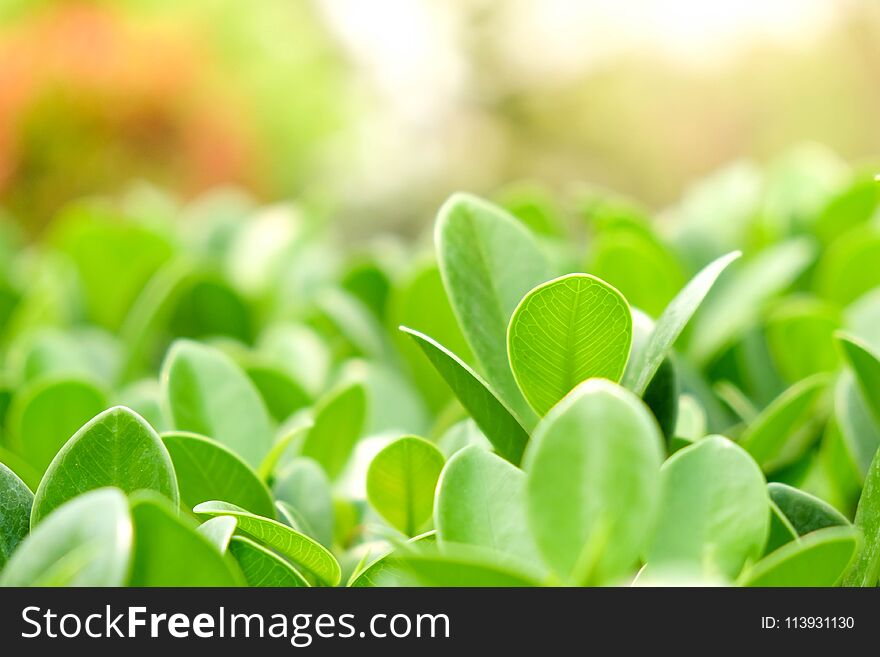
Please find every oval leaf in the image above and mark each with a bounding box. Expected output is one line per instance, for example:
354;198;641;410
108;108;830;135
524;379;663;584
646;435;769;579
366;436;445;537
162;431;274;517
300;382;366;480
129;494;243;586
509;274;632;416
161;340;273;468
193;500;341;586
32;406;179;525
435;445;541;567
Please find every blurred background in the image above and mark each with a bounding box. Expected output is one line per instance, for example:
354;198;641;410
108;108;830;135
0;0;878;237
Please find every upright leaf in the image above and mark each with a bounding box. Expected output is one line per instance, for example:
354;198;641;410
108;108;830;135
508;274;632;416
300;382;366;480
435;446;541;567
623;251;740;395
401;327;529;464
128;494;243;586
646;436;769;579
842;447;880;586
436;193;552;425
31;407;178;525
161;340;273;468
525;379;663;584
837;332;880;424
366;436;445;536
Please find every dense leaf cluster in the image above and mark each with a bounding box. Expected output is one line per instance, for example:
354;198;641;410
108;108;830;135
1;157;879;586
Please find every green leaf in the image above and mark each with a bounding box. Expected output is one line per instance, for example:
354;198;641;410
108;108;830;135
273;458;334;548
524;379;663;584
401;327;529;464
300;382;366;480
739;375;829;471
835;372;880;481
128;494;243;586
193;500;341;586
842;447;880;586
436;192;552;426
766;500;799;554
646;435;769;579
435;445;541;566
740;526;858;587
816;226;880;306
31;407;179;526
623;252;740;395
197;516;237;552
642;356;679;440
245;363;311;423
688;238;816;364
508;274;632;416
6;375;107;475
765;298;841;382
837;332;880;424
768;482;849;539
0;461;33;570
161;339;273;468
161;431;274;517
391;548;541;587
228;535;309;587
366;436;445;536
0;488;131;586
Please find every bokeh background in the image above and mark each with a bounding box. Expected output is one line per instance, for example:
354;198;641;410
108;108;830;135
1;0;878;236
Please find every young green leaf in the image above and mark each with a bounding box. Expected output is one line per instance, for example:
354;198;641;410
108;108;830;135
162;431;274;517
508;274;632;416
436;192;552;426
0;462;33;570
245;363;311;423
622;251;740;395
842;446;880;586
768;482;848;538
366;436;445;537
646;436;769;579
834;372;879;481
0;488;132;586
740;526;858;587
435;446;542;566
228;535;310;587
161;339;273;468
401;327;530;464
193;500;341;586
273;458;334;548
128;494;244;586
391;548;542;587
738;374;829;471
524;379;663;584
837;332;880;424
6;375;107;475
31;406;179;526
300;382;366;480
